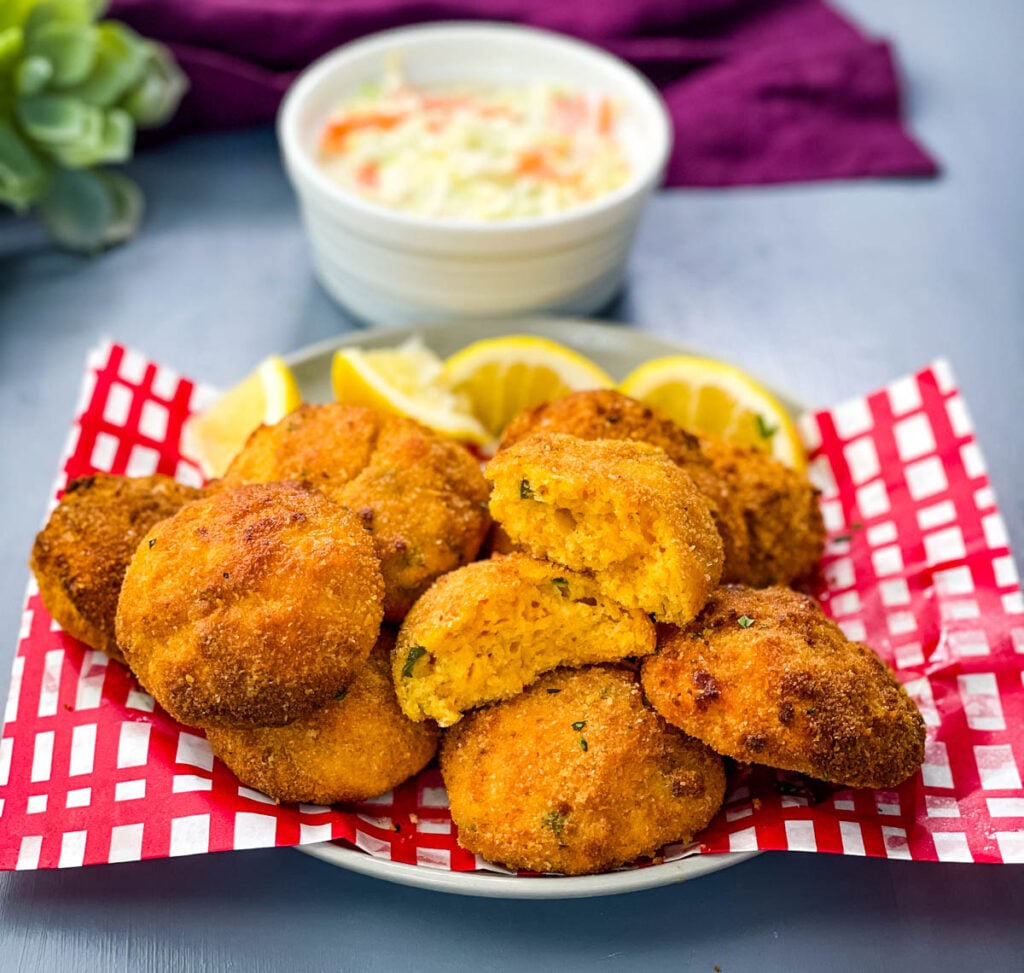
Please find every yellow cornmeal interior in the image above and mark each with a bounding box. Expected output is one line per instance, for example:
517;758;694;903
393;554;655;726
488;446;722;627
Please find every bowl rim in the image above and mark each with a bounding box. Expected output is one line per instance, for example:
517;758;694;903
277;20;673;236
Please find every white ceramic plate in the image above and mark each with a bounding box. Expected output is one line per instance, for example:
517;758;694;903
287;318;779;898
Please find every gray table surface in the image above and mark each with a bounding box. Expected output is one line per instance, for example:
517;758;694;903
2;0;1023;970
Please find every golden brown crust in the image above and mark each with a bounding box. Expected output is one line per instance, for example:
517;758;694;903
206;630;438;805
30;473;201;663
496;389;824;588
393;553;656;726
115;482;384;729
499;389;705;466
221;403;490;621
640;585;926;789
441;665;726;875
486;434;723;626
700;437;824;588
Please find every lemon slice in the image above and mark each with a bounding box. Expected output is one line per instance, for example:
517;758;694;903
442;335;615;439
183;356;302;479
331;338;489;445
618;355;805;469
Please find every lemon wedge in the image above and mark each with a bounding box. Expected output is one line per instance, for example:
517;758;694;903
442;335;615;439
618;355;805;469
183;356;302;479
331;338;490;445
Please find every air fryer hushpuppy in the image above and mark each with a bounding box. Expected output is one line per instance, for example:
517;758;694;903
486;434;723;627
206;629;438;805
641;585;926;789
698;437;824;588
31;473;201;663
393;553;656;726
220;403;490;621
497;389;824;587
441;665;727;875
115;482;384;729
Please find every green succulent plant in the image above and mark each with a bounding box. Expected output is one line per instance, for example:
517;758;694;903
1;0;187;251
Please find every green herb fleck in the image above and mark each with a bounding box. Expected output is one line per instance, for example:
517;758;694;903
806;707;817;715
579;738;589;752
541;810;567;838
148;538;156;549
756;414;779;439
286;421;297;433
833;534;853;544
691;627;710;640
571;721;586;731
401;645;428;678
335;688;348;702
738;615;755;629
520;478;534;500
546;688;561;695
552;577;569;596
850;522;864;531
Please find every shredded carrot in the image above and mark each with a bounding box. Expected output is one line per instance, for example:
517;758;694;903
597;97;616;136
549;93;588;133
320;112;405;154
355;160;380;189
516;147;561;181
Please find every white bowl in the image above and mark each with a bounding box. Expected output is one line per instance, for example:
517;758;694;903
277;22;672;325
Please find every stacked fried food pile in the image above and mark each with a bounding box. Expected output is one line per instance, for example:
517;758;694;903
31;389;926;877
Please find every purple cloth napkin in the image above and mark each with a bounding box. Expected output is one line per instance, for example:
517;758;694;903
110;0;937;186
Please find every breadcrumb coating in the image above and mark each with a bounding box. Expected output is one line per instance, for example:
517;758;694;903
116;482;384;729
206;629;438;805
486;434;723;626
699;437;824;588
31;473;201;663
641;585;926;789
221;403;490;621
393;553;656;726
441;665;726;875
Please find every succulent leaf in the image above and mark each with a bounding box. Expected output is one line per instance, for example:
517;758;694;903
24;20;97;86
0;1;39;33
37;163;113;250
73;22;148;108
0;118;51;209
14;54;53;95
17;93;104;147
120;42;188;127
94;167;143;244
51;105;133;166
0;26;25;70
24;1;96;36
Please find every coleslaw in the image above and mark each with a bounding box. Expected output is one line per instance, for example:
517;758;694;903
318;61;631;220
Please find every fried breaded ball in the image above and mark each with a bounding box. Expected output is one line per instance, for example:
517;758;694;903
497;389;824;588
699;437;824;588
486;434;723;627
641;585;926;789
116;482;384;729
441;665;726;875
30;473;201;663
206;629;438;805
393;553;656;726
220;403;490;621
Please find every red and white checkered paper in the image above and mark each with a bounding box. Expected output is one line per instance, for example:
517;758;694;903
2;342;1023;872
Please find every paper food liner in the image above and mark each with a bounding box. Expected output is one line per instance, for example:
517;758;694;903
2;342;1022;872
